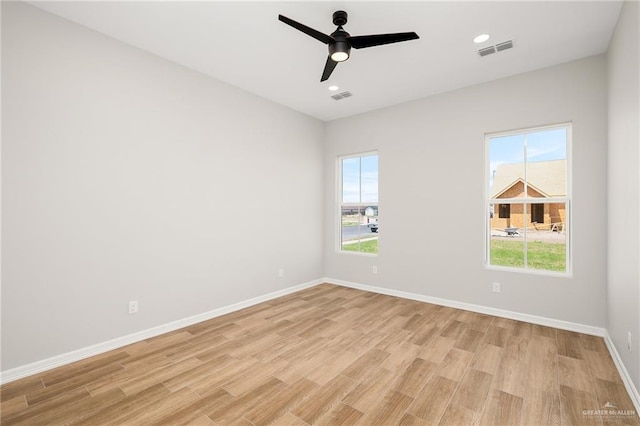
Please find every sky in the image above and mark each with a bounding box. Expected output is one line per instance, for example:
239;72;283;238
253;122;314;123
489;127;567;189
342;154;378;204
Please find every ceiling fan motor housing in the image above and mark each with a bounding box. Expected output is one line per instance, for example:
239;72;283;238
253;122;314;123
332;10;348;26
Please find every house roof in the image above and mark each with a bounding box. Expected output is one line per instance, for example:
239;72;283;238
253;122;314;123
491;159;566;198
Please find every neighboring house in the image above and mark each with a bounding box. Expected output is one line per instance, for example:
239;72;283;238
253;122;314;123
490;159;566;230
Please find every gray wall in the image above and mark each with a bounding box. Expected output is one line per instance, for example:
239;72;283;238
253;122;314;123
1;2;324;370
324;55;608;328
607;0;640;392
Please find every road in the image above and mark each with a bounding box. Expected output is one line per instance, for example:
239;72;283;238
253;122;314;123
342;224;378;241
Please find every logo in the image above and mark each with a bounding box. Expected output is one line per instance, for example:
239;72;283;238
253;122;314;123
583;401;636;418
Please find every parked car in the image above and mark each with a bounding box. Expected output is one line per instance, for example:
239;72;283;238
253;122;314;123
368;223;378;233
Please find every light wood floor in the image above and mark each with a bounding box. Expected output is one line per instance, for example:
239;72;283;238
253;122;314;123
1;284;638;425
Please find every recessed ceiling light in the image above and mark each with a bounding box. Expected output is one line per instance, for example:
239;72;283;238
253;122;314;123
328;85;339;91
473;34;490;44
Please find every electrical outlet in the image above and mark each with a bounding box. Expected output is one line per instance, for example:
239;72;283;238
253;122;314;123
492;282;501;293
372;265;378;274
128;300;138;314
278;268;284;278
628;332;632;352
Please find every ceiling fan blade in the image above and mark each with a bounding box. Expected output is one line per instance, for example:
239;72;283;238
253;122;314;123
349;32;419;49
278;15;333;44
320;56;338;82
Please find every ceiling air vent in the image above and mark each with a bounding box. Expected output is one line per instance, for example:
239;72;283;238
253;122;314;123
478;40;514;57
496;40;513;52
478;46;496;57
331;91;353;101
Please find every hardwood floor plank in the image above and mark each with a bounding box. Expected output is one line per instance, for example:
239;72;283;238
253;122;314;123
532;324;558;339
341;348;390;380
527;334;560;393
469;342;503;375
315;402;364;425
189;356;259;395
521;388;561;426
341;367;396;413
492;334;530;398
441;320;467;339
158;387;233;425
0;396;28;418
29;387;127;425
583;349;625;384
399;412;430;425
162;354;235;392
417;334;456;364
560;384;603;426
74;383;171;425
439;403;480;425
270;412;309;426
25;362;124;405
449;368;493;413
406;375;459;423
356;389;414;425
392;357;438;398
208;377;286;424
592;378;640;425
126;386;201;424
480;389;523;426
557;330;585;360
559;355;596;394
454;328;485;353
304;349;360;385
244;377;318;426
483;325;510;348
1;387;91;425
434;347;474;382
290;374;356;424
42;351;130;387
118;356;202;396
0;376;43;403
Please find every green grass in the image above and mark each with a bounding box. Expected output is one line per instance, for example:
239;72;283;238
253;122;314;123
342;239;378;254
490;239;566;272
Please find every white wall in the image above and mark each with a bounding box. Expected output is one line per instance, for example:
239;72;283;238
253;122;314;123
607;0;640;392
1;2;324;370
324;55;608;328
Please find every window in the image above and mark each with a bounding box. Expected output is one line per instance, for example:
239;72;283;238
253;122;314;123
486;124;570;274
339;152;378;254
531;203;544;224
498;204;510;219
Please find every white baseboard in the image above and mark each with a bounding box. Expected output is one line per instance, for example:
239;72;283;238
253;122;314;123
0;279;323;385
604;331;640;415
325;277;606;336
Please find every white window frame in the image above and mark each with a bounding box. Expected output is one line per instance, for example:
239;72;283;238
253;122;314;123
337;151;379;256
484;123;572;276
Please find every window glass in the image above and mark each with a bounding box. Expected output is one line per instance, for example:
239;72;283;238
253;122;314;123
339;153;378;255
487;125;569;274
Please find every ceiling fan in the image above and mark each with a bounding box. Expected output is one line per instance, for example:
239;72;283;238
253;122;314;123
278;10;419;82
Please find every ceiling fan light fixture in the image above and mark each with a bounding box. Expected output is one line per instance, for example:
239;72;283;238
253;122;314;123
331;51;349;62
329;42;350;62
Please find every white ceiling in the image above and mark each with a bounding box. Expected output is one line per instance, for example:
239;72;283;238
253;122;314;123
30;1;623;122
